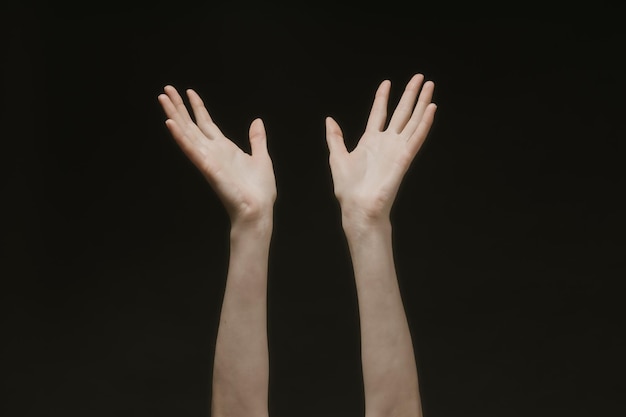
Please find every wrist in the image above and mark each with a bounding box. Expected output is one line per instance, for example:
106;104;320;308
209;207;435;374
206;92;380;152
230;212;273;241
341;210;391;241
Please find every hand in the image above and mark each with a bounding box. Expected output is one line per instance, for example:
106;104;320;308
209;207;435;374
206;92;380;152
158;86;276;226
325;74;437;228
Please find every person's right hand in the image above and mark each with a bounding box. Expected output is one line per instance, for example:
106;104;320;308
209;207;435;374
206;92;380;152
325;74;436;230
158;86;276;226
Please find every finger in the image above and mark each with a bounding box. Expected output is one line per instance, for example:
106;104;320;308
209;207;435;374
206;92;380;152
158;92;187;127
325;116;348;157
158;86;205;140
163;85;194;124
407;103;437;157
249;118;269;157
388;73;424;133
402;80;435;138
365;80;391;132
164;118;210;167
186;89;223;139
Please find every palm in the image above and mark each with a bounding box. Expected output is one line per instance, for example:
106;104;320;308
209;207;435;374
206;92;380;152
158;86;276;221
331;133;411;213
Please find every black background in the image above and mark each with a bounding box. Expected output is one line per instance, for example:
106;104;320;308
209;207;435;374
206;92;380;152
2;5;625;417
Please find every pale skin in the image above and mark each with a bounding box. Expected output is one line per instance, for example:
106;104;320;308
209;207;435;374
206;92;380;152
157;73;436;417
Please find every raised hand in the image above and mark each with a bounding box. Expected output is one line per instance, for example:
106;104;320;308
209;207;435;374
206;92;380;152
158;86;276;226
159;86;275;417
326;75;437;417
325;74;436;229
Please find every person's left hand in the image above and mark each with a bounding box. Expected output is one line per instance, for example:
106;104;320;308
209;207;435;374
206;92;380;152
158;86;276;226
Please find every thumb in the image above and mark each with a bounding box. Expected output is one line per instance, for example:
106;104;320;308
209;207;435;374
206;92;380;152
325;116;348;157
249;118;269;157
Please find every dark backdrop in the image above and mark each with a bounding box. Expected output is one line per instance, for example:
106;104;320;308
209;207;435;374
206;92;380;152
2;6;624;417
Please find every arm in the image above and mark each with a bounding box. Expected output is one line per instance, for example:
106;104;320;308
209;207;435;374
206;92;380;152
325;74;437;417
213;215;271;417
158;86;276;417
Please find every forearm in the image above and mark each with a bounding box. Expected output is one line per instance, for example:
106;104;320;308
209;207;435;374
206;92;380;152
344;217;422;417
211;217;272;417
